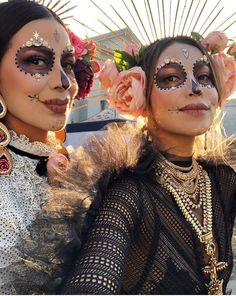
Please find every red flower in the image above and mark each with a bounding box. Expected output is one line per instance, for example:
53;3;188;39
74;59;94;99
68;30;87;58
68;30;100;99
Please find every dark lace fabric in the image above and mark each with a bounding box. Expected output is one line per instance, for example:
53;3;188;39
61;160;236;295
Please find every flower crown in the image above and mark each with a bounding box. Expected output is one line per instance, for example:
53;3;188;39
68;30;100;99
98;31;236;117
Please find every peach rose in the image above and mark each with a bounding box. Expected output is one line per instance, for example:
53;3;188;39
212;52;236;102
97;59;119;89
200;31;228;53
124;43;140;56
108;66;146;117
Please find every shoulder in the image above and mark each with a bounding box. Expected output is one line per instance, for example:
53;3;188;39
201;162;236;200
202;162;236;182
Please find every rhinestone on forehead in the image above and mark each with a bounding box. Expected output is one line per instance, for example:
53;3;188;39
182;48;189;59
16;32;55;80
196;55;209;64
23;31;52;49
158;57;178;69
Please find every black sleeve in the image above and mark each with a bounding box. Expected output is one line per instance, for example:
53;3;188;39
61;175;142;294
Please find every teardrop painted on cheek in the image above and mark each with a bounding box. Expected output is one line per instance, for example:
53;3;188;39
60;70;70;90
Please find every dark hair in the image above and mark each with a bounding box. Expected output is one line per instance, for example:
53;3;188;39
0;0;66;61
138;36;223;108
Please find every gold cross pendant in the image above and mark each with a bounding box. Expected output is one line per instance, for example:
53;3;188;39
200;232;228;295
202;258;228;295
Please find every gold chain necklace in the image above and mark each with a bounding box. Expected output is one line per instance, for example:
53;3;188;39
155;153;228;295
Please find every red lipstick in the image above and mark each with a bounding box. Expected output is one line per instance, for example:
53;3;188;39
43;98;69;113
179;103;210;116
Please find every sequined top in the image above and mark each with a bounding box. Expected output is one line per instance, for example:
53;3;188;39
61;161;236;294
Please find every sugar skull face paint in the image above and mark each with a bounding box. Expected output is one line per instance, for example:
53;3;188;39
154;61;187;90
150;42;218;137
0;18;78;135
154;54;213;91
193;58;214;89
15;45;55;79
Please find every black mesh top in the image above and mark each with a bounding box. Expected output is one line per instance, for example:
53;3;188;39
61;162;236;295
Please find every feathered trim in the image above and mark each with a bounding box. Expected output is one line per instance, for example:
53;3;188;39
47;122;148;217
47;119;236;218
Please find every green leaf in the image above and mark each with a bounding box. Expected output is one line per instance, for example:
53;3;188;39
191;32;202;42
114;50;138;72
211;45;220;54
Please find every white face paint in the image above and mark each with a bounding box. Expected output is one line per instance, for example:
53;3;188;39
0;18;78;134
150;42;219;137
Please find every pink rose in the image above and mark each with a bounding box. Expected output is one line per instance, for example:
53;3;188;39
0;159;9;171
108;66;146;117
97;59;119;89
200;31;228;53
212;52;236;102
0;132;5;143
47;153;69;182
68;30;87;58
124;43;140;56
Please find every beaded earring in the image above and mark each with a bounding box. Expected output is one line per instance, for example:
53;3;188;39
0;95;13;175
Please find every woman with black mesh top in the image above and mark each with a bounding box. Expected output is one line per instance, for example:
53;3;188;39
60;31;236;295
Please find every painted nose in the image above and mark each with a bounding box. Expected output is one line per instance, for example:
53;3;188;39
189;80;202;96
60;70;70;90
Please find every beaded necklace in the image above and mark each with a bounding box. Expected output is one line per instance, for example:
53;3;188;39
155;153;228;295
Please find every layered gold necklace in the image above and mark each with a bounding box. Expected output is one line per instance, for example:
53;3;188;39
155;153;228;295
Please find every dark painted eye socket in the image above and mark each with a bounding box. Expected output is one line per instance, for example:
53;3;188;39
61;51;76;76
61;60;75;73
193;61;215;87
197;74;213;85
154;63;187;89
16;46;55;75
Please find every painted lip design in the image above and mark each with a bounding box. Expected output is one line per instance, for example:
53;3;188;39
178;103;210;116
43;98;69;113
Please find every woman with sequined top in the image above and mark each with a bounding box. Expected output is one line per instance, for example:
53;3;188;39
60;33;236;295
0;0;93;293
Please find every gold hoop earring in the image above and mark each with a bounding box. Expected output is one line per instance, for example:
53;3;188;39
0;95;13;175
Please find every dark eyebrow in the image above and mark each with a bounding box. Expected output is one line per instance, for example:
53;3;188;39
194;60;210;67
157;62;184;72
17;46;54;55
193;60;211;72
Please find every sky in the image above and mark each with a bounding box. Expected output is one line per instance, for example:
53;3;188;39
0;0;235;44
66;0;236;43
